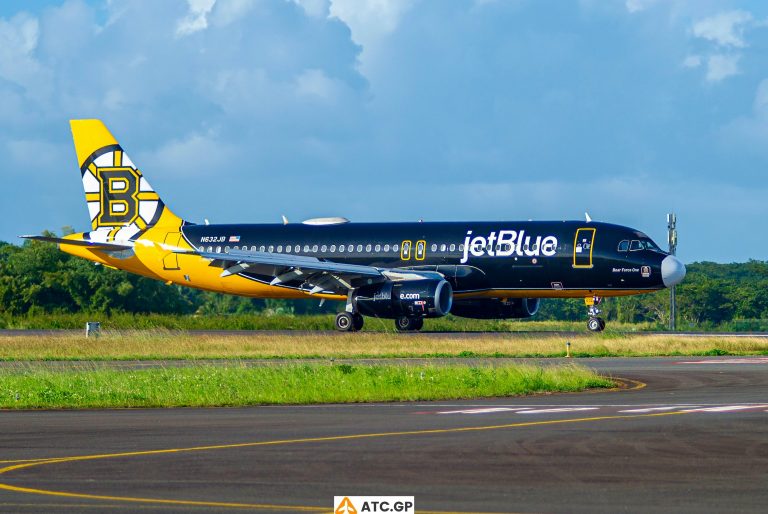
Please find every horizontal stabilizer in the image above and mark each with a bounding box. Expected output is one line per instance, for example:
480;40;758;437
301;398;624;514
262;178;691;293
19;235;133;251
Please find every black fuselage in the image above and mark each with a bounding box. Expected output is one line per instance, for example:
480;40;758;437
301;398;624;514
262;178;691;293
182;220;669;298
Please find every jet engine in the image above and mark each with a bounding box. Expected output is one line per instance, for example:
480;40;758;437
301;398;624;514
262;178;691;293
450;298;540;319
355;279;453;319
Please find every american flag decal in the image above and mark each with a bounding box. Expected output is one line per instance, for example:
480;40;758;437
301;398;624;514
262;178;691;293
229;235;240;243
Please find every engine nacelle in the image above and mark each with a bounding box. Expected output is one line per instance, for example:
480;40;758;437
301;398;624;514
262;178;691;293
450;298;540;319
355;279;453;319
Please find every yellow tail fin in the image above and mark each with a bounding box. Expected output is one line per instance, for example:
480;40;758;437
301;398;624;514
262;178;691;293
71;119;182;239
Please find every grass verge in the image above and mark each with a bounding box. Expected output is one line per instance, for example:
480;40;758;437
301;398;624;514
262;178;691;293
0;363;611;409
0;332;767;360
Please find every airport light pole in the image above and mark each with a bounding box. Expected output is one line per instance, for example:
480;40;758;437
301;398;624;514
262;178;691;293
667;213;678;331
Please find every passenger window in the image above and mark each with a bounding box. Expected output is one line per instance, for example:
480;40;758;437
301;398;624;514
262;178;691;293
431;243;438;252
356;244;363;252
225;246;230;253
321;245;327;252
259;245;265;252
207;246;212;253
312;245;318;252
375;244;381;252
450;243;456;252
630;240;643;251
440;243;446;252
618;240;629;252
251;246;256;252
366;244;372;252
384;244;390;252
393;244;399;252
330;245;336;252
339;245;345;252
268;245;274;253
303;245;309;252
277;245;283;253
216;246;221;253
459;244;465;251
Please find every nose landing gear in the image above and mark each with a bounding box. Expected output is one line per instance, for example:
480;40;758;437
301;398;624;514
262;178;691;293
585;296;605;332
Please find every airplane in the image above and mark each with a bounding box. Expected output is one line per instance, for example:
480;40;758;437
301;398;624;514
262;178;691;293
22;120;686;333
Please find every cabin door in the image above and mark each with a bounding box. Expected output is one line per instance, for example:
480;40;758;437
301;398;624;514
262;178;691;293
572;228;596;268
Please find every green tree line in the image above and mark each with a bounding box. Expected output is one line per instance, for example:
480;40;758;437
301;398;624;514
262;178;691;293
2;236;767;329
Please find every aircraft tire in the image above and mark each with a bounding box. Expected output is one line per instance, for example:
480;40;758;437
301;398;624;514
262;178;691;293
587;317;604;332
335;312;355;332
395;316;421;332
352;313;364;331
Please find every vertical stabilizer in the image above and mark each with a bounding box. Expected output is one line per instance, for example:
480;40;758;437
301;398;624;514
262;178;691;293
70;119;183;242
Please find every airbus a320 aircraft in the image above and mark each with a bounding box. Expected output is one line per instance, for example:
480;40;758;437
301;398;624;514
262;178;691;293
23;120;686;332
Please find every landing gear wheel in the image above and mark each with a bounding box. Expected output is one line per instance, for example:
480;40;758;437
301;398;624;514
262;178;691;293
335;312;355;332
395;316;423;332
352;313;364;331
587;317;605;332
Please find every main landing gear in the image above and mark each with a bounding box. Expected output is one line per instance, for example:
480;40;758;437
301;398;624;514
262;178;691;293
335;312;364;332
585;296;606;332
395;316;423;332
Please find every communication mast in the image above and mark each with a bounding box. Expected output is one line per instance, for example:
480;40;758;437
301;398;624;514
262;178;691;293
667;213;678;331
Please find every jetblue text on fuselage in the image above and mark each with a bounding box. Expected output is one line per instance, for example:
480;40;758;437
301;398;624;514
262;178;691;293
460;230;558;264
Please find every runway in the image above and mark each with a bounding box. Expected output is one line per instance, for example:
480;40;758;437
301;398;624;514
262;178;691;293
1;357;768;513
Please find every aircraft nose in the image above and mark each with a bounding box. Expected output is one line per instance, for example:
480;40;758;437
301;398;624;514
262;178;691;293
661;255;686;287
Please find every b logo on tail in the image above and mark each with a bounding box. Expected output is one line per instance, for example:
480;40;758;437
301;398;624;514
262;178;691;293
72;119;183;242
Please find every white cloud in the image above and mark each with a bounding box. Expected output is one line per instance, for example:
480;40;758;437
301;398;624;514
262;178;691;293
705;54;740;82
692;10;752;48
289;0;328;18
176;0;216;37
625;0;659;14
682;55;701;68
0;13;43;88
329;0;416;75
294;69;339;101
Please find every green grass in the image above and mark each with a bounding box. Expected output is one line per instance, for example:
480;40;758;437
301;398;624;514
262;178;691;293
0;312;658;332
0;363;612;409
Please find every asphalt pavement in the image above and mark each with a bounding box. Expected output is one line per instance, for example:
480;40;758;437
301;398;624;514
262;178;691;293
1;356;767;513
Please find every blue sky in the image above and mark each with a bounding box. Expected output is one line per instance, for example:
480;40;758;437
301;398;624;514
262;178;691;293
1;0;767;263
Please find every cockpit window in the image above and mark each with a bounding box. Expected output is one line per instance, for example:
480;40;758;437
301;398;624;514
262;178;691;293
644;239;661;251
617;240;629;252
628;239;662;252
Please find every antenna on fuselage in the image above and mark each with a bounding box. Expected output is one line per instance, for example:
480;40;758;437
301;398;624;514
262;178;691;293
281;215;289;225
204;219;210;225
584;212;592;223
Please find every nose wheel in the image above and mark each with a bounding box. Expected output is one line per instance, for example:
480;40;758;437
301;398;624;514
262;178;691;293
585;296;605;332
335;312;364;332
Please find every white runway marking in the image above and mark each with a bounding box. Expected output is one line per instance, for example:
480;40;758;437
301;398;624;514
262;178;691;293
437;407;531;415
516;407;599;415
683;405;768;413
676;357;768;365
619;406;699;413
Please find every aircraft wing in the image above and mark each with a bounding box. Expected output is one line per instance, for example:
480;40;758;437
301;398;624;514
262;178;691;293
186;248;443;295
19;235;133;251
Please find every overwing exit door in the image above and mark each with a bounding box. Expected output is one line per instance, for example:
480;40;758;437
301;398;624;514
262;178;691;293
573;228;596;268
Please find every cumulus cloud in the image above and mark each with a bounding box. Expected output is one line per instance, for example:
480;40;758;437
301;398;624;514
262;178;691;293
692;10;752;48
176;0;216;36
0;13;44;89
686;10;762;83
705;54;740;82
